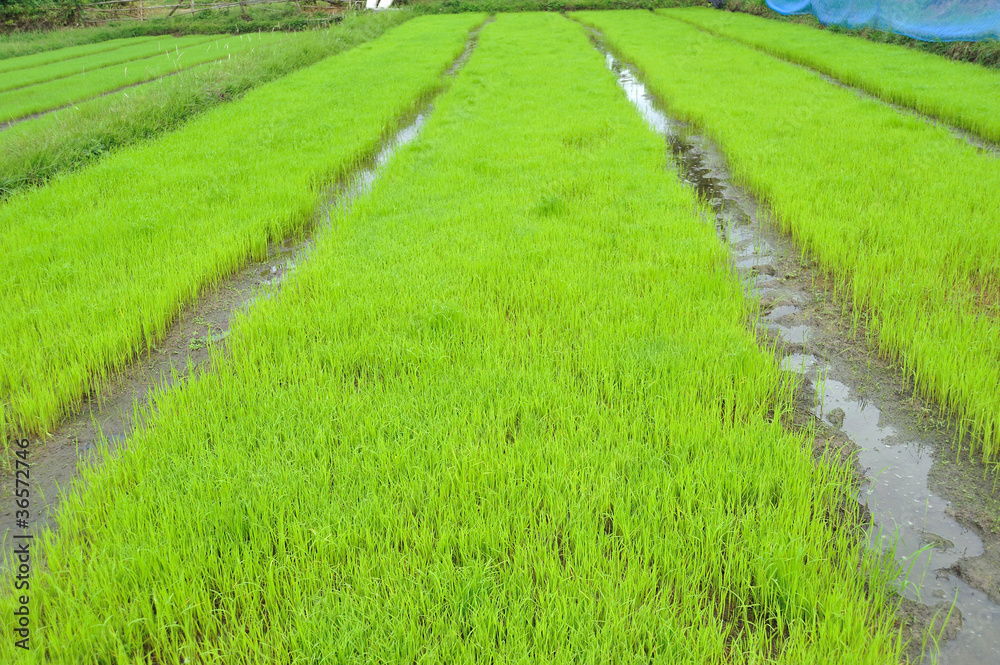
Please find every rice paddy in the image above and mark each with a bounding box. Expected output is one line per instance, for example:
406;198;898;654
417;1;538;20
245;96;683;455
663;7;1000;146
3;6;998;662
0;12;907;662
578;10;1000;467
0;35;161;74
0;32;284;123
0;11;410;198
0;13;482;444
0;34;211;93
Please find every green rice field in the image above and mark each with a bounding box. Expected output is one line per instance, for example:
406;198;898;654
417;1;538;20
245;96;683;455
3;6;999;662
0;11;409;198
664;7;1000;145
0;31;284;123
0;13;480;443
0;35;161;74
580;10;1000;465
0;34;209;93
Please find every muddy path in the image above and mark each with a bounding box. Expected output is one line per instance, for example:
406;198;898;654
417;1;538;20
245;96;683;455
669;16;1000;160
0;20;488;568
587;27;1000;664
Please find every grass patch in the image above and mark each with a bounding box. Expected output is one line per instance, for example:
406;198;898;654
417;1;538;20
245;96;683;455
0;13;483;447
0;12;903;662
577;10;1000;464
0;33;160;74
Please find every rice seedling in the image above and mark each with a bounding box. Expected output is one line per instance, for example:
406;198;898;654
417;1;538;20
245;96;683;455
576;10;1000;464
0;6;332;61
0;13;484;447
0;33;228;93
0;32;286;123
0;27;171;62
0;12;904;662
0;35;161;76
0;11;412;198
663;7;1000;145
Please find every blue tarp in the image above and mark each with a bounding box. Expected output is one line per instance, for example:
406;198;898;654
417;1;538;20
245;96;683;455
764;0;1000;41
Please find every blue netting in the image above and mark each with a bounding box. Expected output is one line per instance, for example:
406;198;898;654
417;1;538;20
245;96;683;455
764;0;1000;41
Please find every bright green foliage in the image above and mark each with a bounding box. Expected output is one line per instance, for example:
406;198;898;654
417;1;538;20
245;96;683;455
663;7;1000;145
0;14;484;442
0;8;332;61
0;11;411;198
578;10;1000;463
0;32;285;122
0;35;160;75
0;33;225;93
0;12;903;663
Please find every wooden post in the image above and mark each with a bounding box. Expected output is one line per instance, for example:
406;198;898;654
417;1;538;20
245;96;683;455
139;0;144;20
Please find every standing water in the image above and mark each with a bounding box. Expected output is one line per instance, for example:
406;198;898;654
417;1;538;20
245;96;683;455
589;32;1000;664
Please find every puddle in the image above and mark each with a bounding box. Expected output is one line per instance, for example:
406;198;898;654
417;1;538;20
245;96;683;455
590;27;1000;664
0;22;487;569
765;305;799;321
330;110;428;221
775;324;810;344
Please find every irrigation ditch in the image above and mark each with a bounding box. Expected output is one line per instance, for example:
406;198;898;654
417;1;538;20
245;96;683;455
668;16;1000;160
0;19;488;568
583;25;1000;664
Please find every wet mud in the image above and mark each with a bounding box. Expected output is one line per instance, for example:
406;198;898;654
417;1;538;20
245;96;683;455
590;28;1000;664
0;22;487;568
